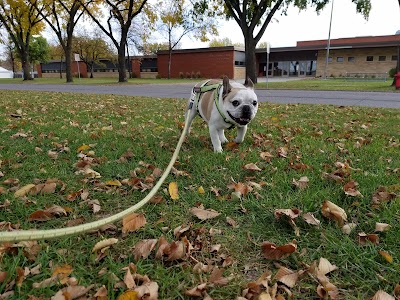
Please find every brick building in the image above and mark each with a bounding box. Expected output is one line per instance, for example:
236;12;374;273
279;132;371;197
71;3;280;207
38;34;400;80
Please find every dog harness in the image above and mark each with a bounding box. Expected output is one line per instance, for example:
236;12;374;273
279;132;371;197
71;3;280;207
188;80;235;129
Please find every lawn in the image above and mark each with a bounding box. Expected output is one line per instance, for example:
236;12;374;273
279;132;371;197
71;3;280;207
0;77;398;92
0;90;399;299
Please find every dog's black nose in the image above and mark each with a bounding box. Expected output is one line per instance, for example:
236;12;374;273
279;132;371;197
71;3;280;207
243;105;251;113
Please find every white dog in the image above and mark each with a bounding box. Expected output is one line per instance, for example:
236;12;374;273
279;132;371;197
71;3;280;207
185;76;258;152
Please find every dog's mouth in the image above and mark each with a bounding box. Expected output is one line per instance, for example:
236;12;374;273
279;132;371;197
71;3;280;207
227;111;251;125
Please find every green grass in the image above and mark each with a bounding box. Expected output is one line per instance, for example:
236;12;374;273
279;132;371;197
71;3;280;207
0;90;399;299
1;77;398;92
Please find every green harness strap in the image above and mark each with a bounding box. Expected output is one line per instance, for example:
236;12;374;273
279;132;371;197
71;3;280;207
193;82;235;129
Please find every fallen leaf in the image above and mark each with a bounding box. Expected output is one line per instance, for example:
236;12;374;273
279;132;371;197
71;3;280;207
209;267;230;286
198;186;205;194
52;264;74;280
375;222;390;232
357;232;379;245
303;213;321;226
77;144;91;153
274;266;302;288
371;290;395;300
92;238;118;252
52;285;95;300
342;222;357;235
243;163;262;172
122;213;147;234
134;281;158;300
168;182;179;200
184;283;207;297
378;250;393;263
321;200;347;226
261;240;297;260
343;180;363;197
124;267;136;289
14;184;36;197
318;257;338;275
28;210;53;222
133;239;158;261
116;290;139;300
292;176;309;189
189;206;220;220
105;180;122;186
93;285;108;298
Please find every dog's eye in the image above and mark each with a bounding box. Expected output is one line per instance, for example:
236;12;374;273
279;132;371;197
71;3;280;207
232;100;240;107
253;100;258;106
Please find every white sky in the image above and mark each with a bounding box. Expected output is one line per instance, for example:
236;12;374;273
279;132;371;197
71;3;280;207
181;0;400;49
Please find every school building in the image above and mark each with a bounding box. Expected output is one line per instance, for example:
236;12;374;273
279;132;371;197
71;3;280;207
37;34;400;80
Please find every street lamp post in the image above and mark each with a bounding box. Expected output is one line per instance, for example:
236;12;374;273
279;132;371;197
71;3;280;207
323;0;334;79
265;42;270;89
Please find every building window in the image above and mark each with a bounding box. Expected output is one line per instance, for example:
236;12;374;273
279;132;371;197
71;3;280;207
366;56;374;62
336;57;344;62
328;57;333;62
348;57;355;62
378;56;386;61
392;55;398;61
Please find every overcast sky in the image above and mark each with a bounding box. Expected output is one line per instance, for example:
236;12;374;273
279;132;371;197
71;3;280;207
181;0;400;49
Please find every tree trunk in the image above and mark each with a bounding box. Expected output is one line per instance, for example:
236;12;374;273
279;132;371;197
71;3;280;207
168;47;172;79
21;50;33;81
65;41;73;83
244;34;257;84
117;45;127;82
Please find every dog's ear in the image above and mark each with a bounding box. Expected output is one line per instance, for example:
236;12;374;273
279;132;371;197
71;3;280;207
244;77;254;89
222;76;232;96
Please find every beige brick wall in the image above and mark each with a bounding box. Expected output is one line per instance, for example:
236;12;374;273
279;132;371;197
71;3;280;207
316;47;398;77
234;67;246;79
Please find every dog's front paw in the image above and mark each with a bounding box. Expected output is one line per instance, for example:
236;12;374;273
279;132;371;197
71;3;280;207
220;137;229;144
213;147;223;153
233;137;244;143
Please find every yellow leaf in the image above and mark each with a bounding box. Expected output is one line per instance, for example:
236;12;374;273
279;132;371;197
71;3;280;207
198;186;205;194
105;180;122;186
77;144;90;153
116;290;139;300
14;184;36;198
169;182;179;200
378;250;393;263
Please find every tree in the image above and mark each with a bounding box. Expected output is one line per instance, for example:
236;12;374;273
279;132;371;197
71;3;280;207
158;0;220;79
29;35;50;64
48;43;64;78
0;0;44;80
33;0;97;83
82;0;151;82
73;31;115;78
221;0;371;83
208;37;244;47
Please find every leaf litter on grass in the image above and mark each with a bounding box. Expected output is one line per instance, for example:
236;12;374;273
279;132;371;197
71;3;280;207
0;91;399;299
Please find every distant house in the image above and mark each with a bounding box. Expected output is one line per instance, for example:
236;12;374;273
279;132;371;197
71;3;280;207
37;34;400;80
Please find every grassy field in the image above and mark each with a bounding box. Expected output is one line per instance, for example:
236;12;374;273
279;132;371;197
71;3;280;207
0;90;399;299
0;77;398;92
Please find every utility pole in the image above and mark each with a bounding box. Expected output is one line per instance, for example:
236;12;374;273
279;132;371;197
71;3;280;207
323;0;334;79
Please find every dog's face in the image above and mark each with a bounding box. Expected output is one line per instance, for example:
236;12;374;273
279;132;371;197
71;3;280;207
222;78;258;127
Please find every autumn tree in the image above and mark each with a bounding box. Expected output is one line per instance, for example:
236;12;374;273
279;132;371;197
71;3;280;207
157;0;220;79
48;43;64;78
218;0;371;83
73;31;115;78
208;37;244;47
0;0;44;80
33;0;97;83
82;0;152;82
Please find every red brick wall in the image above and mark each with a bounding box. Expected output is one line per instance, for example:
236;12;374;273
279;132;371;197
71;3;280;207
132;58;141;78
158;49;235;79
71;61;87;78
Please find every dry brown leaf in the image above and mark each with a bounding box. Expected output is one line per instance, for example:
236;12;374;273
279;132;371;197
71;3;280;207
318;257;338;275
226;216;239;228
124;267;136;289
166;240;187;261
14;184;35;197
184;283;207;297
302;213;321;227
274;208;301;220
134;281;158;300
133;239;158;261
321;200;347;226
28;210;53;222
371;290;395;300
342;222;357;235
209;267;230;286
375;222;391;232
52;285;95;300
372;186;398;206
93;285;108;298
243;163;262;172
92;238;118;253
343;180;363;197
16;267;25;287
292;176;309;189
122;213;147;234
357;232;379;245
168;182;179;200
261;240;297;260
189;206;220;220
274;266;301;288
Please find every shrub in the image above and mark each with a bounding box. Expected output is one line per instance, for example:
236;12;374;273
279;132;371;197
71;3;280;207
186;72;191;79
179;72;185;79
156;74;161;79
196;71;201;79
388;67;397;78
